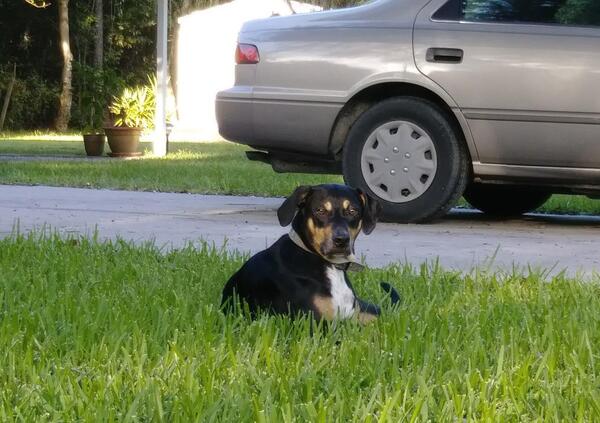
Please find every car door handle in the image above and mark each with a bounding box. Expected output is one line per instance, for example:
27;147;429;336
426;48;464;63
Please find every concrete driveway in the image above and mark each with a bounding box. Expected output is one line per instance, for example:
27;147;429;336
2;185;600;276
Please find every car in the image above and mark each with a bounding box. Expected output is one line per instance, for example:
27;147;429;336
216;0;600;223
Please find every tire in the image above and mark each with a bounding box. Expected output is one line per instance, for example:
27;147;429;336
342;97;469;223
464;184;551;217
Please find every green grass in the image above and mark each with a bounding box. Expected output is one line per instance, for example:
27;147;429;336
0;138;86;156
1;233;600;420
1;137;599;214
0;130;82;142
0;139;340;197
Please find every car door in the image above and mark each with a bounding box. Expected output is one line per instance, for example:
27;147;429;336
413;0;600;169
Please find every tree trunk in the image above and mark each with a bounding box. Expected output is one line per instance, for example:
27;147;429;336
169;0;193;123
0;64;17;131
286;0;296;13
94;0;103;68
55;0;72;131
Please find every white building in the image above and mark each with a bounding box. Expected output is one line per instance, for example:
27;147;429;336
175;0;321;140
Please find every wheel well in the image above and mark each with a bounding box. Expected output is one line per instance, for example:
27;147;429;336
329;82;469;161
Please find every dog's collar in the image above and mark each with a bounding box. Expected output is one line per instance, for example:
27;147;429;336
288;230;365;272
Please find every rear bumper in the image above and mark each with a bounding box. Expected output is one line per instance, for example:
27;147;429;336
216;87;254;144
216;87;343;155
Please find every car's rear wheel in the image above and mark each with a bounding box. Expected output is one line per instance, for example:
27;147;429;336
343;97;469;223
464;184;551;217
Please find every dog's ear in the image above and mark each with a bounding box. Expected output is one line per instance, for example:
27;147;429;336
278;185;312;227
357;188;381;235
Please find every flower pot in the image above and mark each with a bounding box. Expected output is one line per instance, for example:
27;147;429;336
82;134;106;156
104;126;142;157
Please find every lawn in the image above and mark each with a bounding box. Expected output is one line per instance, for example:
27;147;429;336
1;136;599;215
0;137;339;197
1;233;600;421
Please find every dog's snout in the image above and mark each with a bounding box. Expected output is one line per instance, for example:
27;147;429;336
333;236;349;248
333;231;350;248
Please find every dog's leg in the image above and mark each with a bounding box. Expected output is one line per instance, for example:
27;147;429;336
344;275;381;324
354;282;401;324
354;298;381;324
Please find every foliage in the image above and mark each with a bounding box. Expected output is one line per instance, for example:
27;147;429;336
0;68;58;129
0;0;154;130
556;0;600;25
72;64;123;131
305;0;364;8
0;1;59;130
109;80;155;129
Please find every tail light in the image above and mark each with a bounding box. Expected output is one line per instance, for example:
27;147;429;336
236;43;260;65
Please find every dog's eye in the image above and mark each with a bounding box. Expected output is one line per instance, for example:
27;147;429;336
347;207;359;216
315;207;327;216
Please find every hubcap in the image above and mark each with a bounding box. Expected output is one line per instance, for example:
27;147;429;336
360;121;437;203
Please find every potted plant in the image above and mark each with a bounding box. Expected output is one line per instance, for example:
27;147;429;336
104;83;154;157
82;127;106;157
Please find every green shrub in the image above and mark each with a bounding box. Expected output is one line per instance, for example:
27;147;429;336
71;64;124;131
0;68;58;130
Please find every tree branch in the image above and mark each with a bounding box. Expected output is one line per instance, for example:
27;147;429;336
24;0;52;8
286;0;296;14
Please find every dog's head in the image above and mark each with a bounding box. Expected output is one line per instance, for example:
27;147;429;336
278;184;381;262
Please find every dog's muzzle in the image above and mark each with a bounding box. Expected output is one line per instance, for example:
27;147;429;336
289;229;363;272
322;228;353;257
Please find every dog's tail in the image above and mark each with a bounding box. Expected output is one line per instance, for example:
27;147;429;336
380;282;401;306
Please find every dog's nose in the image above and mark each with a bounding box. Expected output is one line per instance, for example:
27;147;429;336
333;235;349;248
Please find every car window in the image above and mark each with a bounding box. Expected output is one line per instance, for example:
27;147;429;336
433;0;600;27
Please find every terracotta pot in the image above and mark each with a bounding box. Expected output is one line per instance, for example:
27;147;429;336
82;134;106;156
104;126;142;156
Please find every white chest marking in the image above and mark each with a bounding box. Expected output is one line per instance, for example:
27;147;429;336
325;266;356;319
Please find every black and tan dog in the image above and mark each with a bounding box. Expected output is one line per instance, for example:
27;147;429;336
221;184;399;323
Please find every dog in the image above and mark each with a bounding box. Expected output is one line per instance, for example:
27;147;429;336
221;184;400;323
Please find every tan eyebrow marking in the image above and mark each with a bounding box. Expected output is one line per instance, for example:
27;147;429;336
343;200;350;209
324;201;332;211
